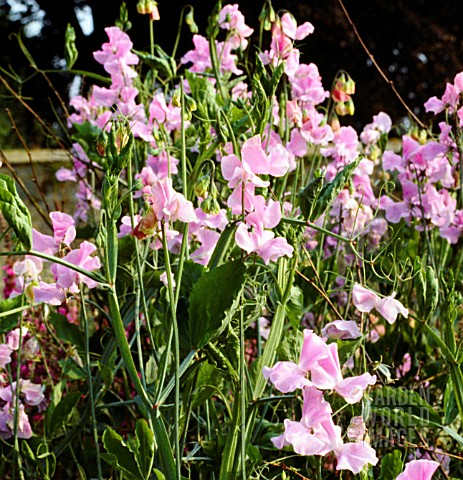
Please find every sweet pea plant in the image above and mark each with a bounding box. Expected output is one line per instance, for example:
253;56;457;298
0;1;462;478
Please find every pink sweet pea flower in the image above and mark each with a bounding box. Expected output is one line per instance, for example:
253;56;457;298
6;327;28;351
352;283;408;324
280;12;314;41
51;241;101;293
0;344;13;369
264;330;376;403
352;284;380;313
334;441;379;474
376;293;409;324
33;282;66;306
50;212;76;246
321;320;362;340
396;459;440;480
235;223;294;265
149;178;196;224
0;402;32;439
218;4;254;50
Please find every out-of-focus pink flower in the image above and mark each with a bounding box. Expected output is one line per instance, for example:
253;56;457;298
396;459;440;480
0;345;13;369
352;284;380;312
0;402;32;439
33;282;66;306
346;416;366;441
6;327;28;351
322;320;362;340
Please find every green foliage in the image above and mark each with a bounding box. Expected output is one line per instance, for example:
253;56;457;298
0;173;32;249
188;259;246;348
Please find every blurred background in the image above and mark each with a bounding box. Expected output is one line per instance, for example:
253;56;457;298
1;0;463;148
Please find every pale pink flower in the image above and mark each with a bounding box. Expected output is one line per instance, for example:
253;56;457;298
50;211;76;246
352;284;380;313
0;402;32;439
396;459;440;480
218;4;253;50
93;27;139;89
322;320;361;340
334;441;378;474
280;12;314;41
235;223;294;265
51;241;101;293
6;327;28;351
376;293;409;324
149;178;196;224
0;345;13;369
33;282;66;306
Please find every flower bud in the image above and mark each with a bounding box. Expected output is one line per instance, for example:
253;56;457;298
137;0;160;20
201;196;221;215
194;174;210;198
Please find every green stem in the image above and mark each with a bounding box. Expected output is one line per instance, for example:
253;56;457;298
80;285;103;480
161;221;181;480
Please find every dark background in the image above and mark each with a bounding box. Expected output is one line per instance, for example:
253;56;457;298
1;0;463;147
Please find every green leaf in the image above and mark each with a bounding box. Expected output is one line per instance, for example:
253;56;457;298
378;450;403;480
207;223;238;270
134;419;155;478
49;311;84;351
188;260;246;349
276;329;304;363
444;379;458;425
371;386;441;428
134;46;176;80
298;173;325;221
0;295;25;333
285;286;304;329
190;361;223;409
47;392;81;435
64;24;78;69
102;428;141;480
336;337;363;366
310;157;361;222
0;173;32;249
425;265;439;317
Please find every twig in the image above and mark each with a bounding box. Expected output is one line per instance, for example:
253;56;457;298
295;268;344;320
6;109;52;216
0;148;52;230
0;73;67;150
337;0;426;130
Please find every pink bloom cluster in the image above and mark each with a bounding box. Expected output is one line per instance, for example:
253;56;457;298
0;328;44;440
221;135;294;264
352;283;408;324
11;212;101;306
263;330;377;474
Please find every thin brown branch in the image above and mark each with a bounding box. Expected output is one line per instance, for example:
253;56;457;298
0;148;53;230
295;268;344;320
337;0;426;130
0;74;67;150
6;109;52;216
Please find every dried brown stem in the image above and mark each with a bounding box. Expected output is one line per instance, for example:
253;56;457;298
0;74;67;150
6;109;52;216
337;0;426;130
0;148;52;230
